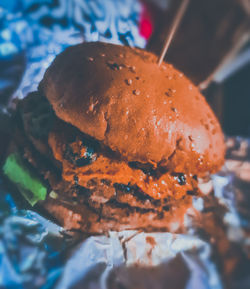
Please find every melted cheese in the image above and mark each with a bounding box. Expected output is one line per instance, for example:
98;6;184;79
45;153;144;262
48;131;196;200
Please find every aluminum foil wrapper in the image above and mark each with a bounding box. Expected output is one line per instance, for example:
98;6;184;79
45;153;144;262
55;231;222;289
1;1;250;288
0;183;67;289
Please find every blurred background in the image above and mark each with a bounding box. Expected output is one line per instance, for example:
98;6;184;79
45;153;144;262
146;0;250;137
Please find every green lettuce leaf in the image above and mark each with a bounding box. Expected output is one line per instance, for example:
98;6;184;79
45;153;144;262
3;153;47;206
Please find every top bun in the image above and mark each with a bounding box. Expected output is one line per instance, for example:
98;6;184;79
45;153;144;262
39;42;224;174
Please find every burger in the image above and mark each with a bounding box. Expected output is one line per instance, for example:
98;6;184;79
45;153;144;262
2;42;225;233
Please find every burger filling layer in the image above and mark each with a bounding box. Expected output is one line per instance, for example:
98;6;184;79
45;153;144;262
10;92;200;208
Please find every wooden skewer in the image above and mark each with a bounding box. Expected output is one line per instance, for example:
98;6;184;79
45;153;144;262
158;0;190;66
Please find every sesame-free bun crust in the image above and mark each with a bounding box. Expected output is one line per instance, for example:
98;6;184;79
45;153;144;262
39;42;224;174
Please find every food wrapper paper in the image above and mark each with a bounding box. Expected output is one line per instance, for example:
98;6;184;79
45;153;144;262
0;1;250;288
0;0;146;102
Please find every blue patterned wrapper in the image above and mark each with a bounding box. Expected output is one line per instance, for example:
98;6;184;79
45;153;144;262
0;0;146;101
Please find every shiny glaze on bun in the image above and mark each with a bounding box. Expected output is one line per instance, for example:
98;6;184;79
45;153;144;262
40;42;225;175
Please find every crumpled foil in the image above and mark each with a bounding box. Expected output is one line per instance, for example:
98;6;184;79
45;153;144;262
0;0;146;102
0;181;66;289
1;1;250;289
54;231;222;289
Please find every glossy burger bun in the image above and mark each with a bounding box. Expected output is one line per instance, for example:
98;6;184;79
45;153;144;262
39;42;225;174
